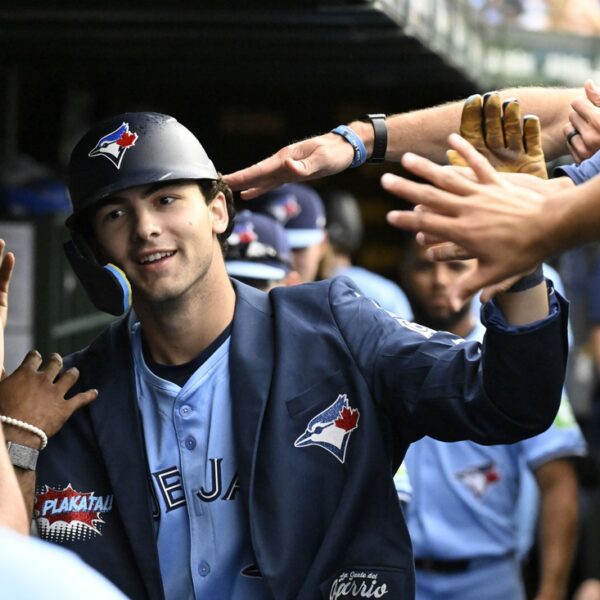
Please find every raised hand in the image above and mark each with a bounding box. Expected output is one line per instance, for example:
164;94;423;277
0;239;15;377
565;79;600;162
223;132;355;199
0;351;97;448
384;134;551;307
447;93;548;179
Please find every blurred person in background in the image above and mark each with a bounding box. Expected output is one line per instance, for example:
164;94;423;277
319;188;413;318
397;232;586;600
251;183;327;283
225;210;299;291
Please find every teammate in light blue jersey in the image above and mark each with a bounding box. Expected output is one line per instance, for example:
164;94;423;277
322;189;413;318
396;235;586;600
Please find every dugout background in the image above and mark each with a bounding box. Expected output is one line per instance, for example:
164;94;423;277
0;0;479;362
0;1;599;594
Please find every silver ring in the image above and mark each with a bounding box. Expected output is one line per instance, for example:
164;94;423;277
567;129;580;144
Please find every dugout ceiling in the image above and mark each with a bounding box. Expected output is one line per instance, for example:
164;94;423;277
0;2;477;172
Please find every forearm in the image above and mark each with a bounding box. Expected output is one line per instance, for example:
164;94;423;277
350;87;579;165
14;468;36;522
535;460;579;599
0;426;30;534
495;279;549;326
3;425;40;522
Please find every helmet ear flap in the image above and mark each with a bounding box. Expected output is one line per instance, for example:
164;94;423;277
64;234;132;316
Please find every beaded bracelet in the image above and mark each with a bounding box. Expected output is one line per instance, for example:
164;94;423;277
0;415;48;450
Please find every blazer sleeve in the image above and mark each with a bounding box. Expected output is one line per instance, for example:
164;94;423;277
328;277;568;446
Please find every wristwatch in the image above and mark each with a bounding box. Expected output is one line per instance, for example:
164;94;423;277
363;113;387;164
6;441;39;470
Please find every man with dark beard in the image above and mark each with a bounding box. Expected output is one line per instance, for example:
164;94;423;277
396;236;586;600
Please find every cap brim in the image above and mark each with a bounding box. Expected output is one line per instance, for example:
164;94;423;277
226;261;287;281
286;229;325;249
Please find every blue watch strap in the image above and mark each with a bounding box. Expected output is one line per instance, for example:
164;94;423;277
331;125;367;169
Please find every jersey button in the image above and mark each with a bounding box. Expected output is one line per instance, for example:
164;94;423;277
184;436;196;450
180;405;192;417
198;561;210;577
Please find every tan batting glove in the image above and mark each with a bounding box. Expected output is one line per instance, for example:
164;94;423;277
447;92;548;179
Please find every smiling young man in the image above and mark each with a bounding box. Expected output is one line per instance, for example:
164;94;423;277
2;112;571;600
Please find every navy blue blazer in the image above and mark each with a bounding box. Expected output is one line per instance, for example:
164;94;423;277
34;278;568;599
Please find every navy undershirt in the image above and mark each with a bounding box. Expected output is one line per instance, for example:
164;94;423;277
142;324;232;387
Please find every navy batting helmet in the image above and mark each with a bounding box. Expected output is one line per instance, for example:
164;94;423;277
64;112;220;315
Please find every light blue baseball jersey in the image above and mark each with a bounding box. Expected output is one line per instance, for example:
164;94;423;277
131;321;268;599
334;265;414;319
402;319;586;560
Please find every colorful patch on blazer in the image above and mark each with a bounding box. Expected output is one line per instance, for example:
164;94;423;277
34;484;114;542
294;394;360;463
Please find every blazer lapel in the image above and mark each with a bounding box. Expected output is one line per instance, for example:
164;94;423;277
229;280;274;497
87;317;164;599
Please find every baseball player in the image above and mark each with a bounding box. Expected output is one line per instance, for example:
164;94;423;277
321;189;413;318
1;112;569;599
396;235;586;600
251;183;327;283
224;210;297;291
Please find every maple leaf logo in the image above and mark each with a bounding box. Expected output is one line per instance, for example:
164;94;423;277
294;394;360;464
285;198;300;216
485;467;499;484
117;131;138;147
335;406;359;431
238;229;257;244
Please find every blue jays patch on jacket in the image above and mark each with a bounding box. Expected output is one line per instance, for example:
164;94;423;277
34;484;114;542
294;394;360;463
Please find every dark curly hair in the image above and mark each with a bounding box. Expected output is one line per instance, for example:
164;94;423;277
197;175;236;253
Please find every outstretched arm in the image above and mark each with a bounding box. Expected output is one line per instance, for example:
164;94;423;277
224;87;579;197
384;134;600;306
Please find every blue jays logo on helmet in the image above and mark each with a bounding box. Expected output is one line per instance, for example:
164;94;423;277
294;394;360;463
88;122;138;169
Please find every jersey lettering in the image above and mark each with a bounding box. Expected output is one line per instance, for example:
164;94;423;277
152;459;239;510
153;467;186;512
198;458;223;502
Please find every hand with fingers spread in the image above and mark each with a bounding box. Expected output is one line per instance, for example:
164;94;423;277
447;93;548;178
0;350;97;448
384;133;553;308
564;79;600;162
223;131;356;199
